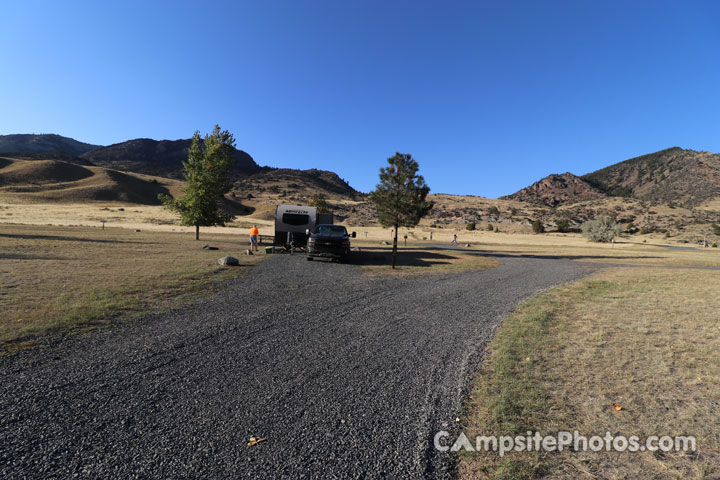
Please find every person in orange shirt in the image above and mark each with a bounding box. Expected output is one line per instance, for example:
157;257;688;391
249;225;259;251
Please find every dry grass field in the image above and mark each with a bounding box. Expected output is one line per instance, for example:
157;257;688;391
459;267;720;479
0;224;262;354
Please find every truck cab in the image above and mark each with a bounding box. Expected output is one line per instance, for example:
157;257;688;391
306;224;356;262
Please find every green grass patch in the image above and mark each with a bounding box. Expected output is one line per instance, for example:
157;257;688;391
459;300;558;478
460;269;720;479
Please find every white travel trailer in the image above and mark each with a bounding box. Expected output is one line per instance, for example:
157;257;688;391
274;204;333;247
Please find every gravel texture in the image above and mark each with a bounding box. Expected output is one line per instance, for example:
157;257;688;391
0;252;598;479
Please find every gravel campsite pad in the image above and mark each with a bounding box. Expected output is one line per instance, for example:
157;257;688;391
0;253;596;478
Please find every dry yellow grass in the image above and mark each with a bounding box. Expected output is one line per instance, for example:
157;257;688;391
4;201;718;267
460;268;720;479
0;202;275;235
0;224;262;353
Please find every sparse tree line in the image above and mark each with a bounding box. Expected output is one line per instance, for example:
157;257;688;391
159;127;434;269
162;126;715;264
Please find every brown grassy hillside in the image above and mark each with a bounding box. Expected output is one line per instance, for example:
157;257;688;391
0;157;183;205
232;168;359;201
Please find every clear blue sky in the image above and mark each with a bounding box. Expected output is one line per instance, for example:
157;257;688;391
2;1;720;197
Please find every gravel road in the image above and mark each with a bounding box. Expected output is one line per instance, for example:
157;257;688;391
0;252;598;479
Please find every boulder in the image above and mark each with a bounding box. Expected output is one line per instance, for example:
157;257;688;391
218;256;240;266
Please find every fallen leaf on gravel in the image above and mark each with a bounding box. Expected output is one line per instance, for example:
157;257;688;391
612;403;623;411
248;437;267;446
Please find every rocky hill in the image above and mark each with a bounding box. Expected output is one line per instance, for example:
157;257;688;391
80;138;262;180
233;168;360;201
504;148;720;209
0;134;99;157
582;147;720;207
502;172;604;207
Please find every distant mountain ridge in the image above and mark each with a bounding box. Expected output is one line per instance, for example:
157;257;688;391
505;147;720;208
0;134;265;181
6;135;716;209
0;134;99;156
0;133;360;203
80;138;262;180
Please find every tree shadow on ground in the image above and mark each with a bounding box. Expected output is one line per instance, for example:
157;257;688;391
452;248;664;262
0;253;74;260
346;248;459;267
0;233;145;244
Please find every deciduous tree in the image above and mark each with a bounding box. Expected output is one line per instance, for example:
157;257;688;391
158;125;236;240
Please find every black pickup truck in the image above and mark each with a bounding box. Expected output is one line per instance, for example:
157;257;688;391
306;224;356;262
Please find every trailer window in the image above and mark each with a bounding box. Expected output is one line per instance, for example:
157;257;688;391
282;213;310;226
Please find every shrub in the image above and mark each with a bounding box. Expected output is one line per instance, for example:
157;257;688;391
510;208;518;216
487;223;494;231
494;226;500;232
713;243;718;248
309;193;331;213
581;215;621;242
466;222;476;231
532;220;545;234
640;225;656;235
712;223;720;236
555;218;571;233
488;206;500;216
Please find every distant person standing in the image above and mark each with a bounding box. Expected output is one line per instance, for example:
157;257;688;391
451;233;458;245
249;225;259;251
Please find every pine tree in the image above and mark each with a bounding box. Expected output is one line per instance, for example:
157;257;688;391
370;153;433;268
158;125;236;240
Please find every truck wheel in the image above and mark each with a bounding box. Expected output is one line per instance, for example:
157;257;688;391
306;256;313;261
